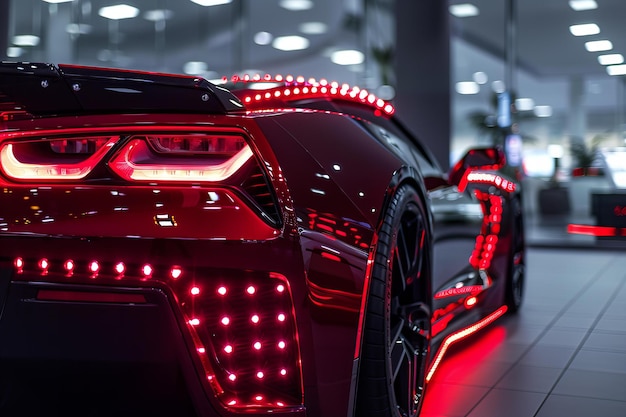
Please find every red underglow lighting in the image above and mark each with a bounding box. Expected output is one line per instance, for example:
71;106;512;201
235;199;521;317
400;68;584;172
567;223;626;237
426;305;508;382
191;286;201;296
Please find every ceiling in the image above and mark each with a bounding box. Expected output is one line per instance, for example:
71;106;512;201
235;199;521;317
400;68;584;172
4;0;626;113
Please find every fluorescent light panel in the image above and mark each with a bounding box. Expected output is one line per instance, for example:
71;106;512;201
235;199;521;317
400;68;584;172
279;0;313;11
331;50;364;66
455;81;479;95
569;0;598;11
569;23;600;36
98;4;140;20
585;40;613;52
607;65;626;76
189;0;232;6
449;3;479;18
598;54;624;66
272;35;310;51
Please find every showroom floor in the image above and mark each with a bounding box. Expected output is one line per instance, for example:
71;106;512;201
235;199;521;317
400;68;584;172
421;247;626;417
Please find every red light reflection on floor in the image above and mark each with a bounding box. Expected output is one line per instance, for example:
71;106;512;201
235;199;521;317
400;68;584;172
422;324;508;416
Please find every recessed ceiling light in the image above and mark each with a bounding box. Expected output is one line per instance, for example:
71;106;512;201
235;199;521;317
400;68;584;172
472;71;488;85
279;0;313;11
569;23;600;36
515;98;535;111
569;0;598;11
598;54;624;66
455;81;479;95
534;106;553;118
144;9;174;21
183;61;208;75
41;0;74;3
189;0;232;6
299;22;327;35
98;4;140;20
12;35;40;46
272;35;310;51
254;31;273;46
449;3;479;18
584;40;613;52
331;49;364;66
607;64;626;76
7;47;23;58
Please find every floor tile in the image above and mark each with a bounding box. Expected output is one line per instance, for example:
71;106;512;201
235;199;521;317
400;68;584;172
422;383;488;417
553;369;626;402
583;331;626;353
569;349;626;374
495;365;562;393
517;345;576;369
466;388;546;417
535;394;626;417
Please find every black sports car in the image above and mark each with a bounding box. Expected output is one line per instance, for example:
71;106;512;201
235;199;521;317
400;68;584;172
0;63;524;417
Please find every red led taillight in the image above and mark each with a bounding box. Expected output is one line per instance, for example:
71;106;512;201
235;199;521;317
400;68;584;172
180;273;303;409
0;136;118;180
470;191;503;270
109;134;253;183
10;257;303;410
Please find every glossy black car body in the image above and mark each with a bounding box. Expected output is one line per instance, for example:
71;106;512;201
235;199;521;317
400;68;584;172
0;63;524;417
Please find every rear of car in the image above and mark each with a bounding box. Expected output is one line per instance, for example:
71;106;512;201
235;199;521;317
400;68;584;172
0;63;324;416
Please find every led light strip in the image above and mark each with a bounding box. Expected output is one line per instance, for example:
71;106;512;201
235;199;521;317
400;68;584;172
227;73;395;115
426;305;508;382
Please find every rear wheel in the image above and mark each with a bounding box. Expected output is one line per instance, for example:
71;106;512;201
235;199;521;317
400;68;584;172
356;184;431;417
505;196;525;313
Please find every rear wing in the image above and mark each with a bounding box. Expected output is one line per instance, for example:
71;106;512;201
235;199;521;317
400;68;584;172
0;62;243;120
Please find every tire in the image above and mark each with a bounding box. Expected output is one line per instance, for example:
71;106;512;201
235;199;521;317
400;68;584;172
505;196;525;313
356;184;431;417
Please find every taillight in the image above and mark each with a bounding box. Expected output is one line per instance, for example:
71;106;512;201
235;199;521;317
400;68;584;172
182;272;303;409
11;256;303;410
0;136;118;180
109;134;254;182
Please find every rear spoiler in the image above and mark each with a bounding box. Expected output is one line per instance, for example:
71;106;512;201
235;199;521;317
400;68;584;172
0;62;243;119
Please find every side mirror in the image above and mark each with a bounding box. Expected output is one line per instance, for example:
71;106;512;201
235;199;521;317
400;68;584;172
448;147;506;186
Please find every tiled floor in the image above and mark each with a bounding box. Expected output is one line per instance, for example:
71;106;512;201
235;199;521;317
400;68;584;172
421;247;626;417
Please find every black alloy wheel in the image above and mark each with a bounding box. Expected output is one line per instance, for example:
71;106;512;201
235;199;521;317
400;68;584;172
356;184;431;417
505;196;525;313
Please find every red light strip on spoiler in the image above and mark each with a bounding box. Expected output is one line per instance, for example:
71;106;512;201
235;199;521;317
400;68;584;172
226;74;395;115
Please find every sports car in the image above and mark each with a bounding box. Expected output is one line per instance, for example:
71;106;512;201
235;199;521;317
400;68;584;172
0;63;524;417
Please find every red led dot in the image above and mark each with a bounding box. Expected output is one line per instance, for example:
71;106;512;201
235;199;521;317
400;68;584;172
256;371;264;379
191;286;200;296
64;260;74;272
89;261;99;273
170;267;182;279
39;258;49;270
197;347;206;353
277;401;285;407
253;341;261;350
14;257;24;269
115;262;125;274
280;368;287;376
224;345;233;354
246;286;256;295
217;286;227;296
228;374;237;381
277;313;286;322
221;317;230;326
276;284;285;293
251;314;260;324
227;399;237;406
189;318;200;326
277;341;286;349
255;395;263;401
142;264;153;277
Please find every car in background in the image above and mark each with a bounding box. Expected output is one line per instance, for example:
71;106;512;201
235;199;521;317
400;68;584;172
0;63;524;417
